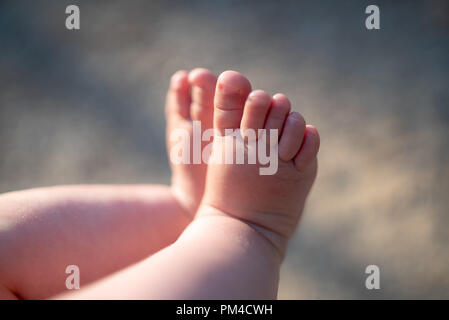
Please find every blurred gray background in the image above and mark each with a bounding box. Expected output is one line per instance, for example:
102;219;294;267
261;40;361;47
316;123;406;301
1;0;448;299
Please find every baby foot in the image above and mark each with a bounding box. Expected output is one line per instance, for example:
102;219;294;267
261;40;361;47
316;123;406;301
199;71;320;255
166;68;217;217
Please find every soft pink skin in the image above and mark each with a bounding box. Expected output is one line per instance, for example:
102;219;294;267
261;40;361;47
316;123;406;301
0;185;191;299
167;68;217;216
0;69;319;299
59;70;320;300
56;211;281;299
202;70;320;255
0;68;219;299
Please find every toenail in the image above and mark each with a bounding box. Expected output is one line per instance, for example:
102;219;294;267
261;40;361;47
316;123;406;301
248;90;270;102
248;91;259;100
171;76;183;88
289;113;305;123
273;93;286;98
306;126;318;136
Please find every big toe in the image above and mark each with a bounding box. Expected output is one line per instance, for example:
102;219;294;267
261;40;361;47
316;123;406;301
214;70;252;134
189;68;217;130
166;70;191;120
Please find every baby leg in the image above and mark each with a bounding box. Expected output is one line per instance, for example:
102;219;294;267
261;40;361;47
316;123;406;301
0;185;190;299
57;208;281;299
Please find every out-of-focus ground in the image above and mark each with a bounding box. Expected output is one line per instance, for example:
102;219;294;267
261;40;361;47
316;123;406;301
1;0;448;299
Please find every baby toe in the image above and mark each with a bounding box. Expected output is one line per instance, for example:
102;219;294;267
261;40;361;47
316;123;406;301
241;90;271;140
294;125;320;171
189;68;217;129
264;93;291;135
278;112;306;161
214;70;252;134
166;70;191;120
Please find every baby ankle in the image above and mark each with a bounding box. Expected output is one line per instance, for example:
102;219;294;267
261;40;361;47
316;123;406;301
196;205;288;259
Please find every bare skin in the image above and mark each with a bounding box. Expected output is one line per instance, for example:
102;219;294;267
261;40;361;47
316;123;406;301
167;68;217;215
0;68;218;299
0;185;190;299
203;71;320;256
59;70;320;299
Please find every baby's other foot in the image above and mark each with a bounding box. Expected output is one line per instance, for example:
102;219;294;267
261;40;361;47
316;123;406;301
166;68;217;217
199;71;320;255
